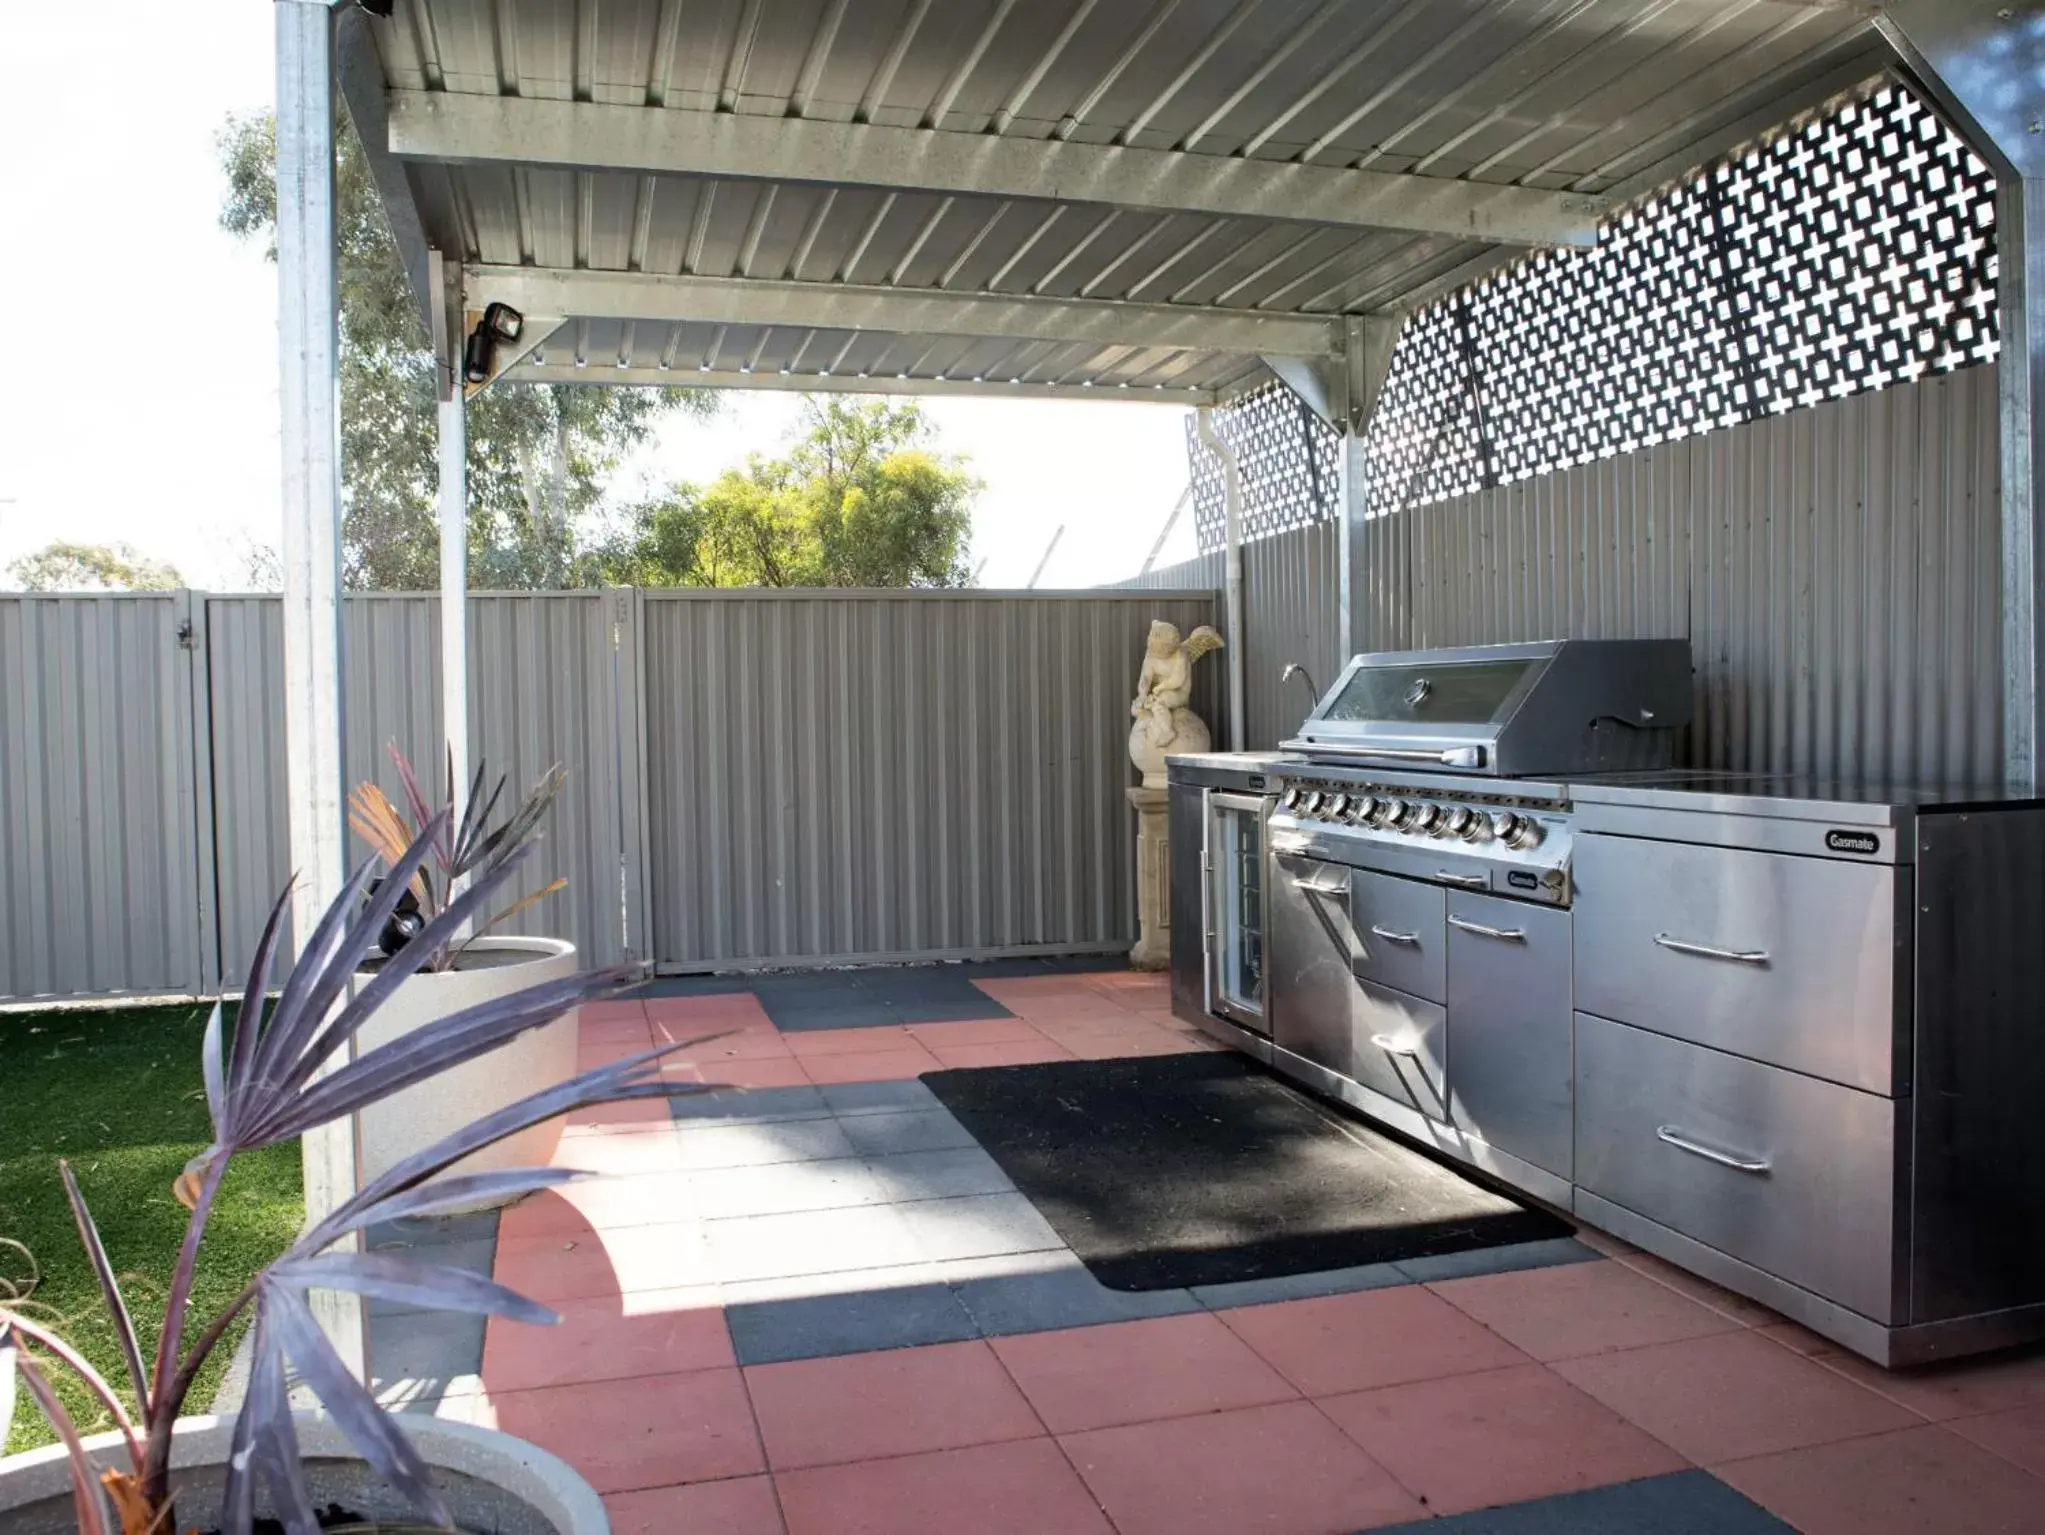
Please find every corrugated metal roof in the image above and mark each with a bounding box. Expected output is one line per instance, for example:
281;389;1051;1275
362;0;1893;403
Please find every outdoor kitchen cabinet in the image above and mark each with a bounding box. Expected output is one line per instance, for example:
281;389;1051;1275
1444;892;1573;1180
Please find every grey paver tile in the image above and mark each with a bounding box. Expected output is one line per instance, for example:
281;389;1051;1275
953;1259;1201;1336
726;1282;979;1365
1371;1470;1794;1533
817;1079;939;1116
841;1107;978;1155
689;1157;888;1219
899;1192;1064;1263
670;1083;832;1127
705;1203;923;1284
672;1117;858;1170
1188;1262;1412;1310
865;1146;1016;1202
1393;1237;1600;1284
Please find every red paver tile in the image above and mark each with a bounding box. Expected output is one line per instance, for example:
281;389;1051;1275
1062;1400;1424;1535
902;1018;1044;1047
483;1286;730;1391
672;1026;798;1062
493;1221;713;1303
580;1022;655;1051
783;1026;920;1056
746;1340;1042;1469
927;1038;1074;1070
971;975;1105;999
487;1366;762;1493
1609;1248;1781;1326
1571;1224;1643;1259
1006;998;1143;1025
1060;1031;1201;1060
1319;1362;1688;1515
567;1096;675;1128
1429;1256;1746;1361
990;1312;1296;1433
797;1047;943;1084
1715;1424;2045;1534
645;994;775;1025
1949;1402;2045;1479
1756;1325;2045;1423
581;1000;653;1027
604;1476;784;1535
775;1436;1111;1535
498;1170;695;1240
580;1039;658;1070
554;1127;686;1175
1218;1284;1529;1397
667;1055;812;1091
1553;1328;1921;1464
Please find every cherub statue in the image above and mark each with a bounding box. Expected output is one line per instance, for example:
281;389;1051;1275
1129;619;1224;785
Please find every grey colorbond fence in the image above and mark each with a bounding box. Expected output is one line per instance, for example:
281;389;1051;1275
2;587;1214;1001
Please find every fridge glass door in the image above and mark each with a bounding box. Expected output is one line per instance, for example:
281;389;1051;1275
1207;793;1268;1031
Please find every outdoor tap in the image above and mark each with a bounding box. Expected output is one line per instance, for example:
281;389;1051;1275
1282;662;1320;709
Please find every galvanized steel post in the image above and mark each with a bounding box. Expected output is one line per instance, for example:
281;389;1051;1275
1196;408;1247;751
430;250;470;841
276;0;365;1379
1880;3;2045;793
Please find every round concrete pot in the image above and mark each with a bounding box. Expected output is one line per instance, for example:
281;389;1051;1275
354;936;580;1201
0;1412;607;1535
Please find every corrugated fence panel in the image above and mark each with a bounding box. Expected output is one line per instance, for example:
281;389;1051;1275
0;595;205;999
643;591;1218;970
1242;522;1342;751
1360;364;2002;785
468;592;635;967
208;593;631;984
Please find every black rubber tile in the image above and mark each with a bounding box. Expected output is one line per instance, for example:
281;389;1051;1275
1370;1472;1795;1533
957;955;1125;979
816;1080;939;1116
1189;1261;1412;1311
768;1002;905;1031
631;975;754;997
725;1282;980;1365
954;1265;1202;1336
368;1310;486;1391
889;996;1015;1024
1393;1236;1599;1284
924;1053;1569;1292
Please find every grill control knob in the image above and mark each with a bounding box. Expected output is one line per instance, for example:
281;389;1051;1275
1327;793;1351;820
1282;788;1302;811
1386;798;1415;829
1444;806;1477;839
1411;803;1443;835
1491;811;1542;849
1354;795;1382;825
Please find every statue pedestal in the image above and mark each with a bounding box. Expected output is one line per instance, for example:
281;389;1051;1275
1128;785;1170;971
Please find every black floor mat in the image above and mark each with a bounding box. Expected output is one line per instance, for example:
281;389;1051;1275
921;1052;1571;1291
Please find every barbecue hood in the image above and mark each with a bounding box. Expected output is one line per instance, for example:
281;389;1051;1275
1283;639;1693;778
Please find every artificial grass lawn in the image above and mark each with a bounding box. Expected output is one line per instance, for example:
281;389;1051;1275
1;1003;303;1455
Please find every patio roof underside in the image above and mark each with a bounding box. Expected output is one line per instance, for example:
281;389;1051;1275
364;0;1895;407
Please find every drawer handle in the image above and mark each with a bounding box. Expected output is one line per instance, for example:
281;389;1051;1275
1369;1033;1422;1058
1304;882;1349;901
1435;871;1490;890
1448;914;1526;942
1656;1125;1772;1175
1368;924;1421;946
1654;932;1770;966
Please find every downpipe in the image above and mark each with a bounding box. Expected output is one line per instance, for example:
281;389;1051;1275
1196;408;1247;752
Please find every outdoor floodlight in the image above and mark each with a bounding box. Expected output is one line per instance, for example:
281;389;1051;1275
463;324;495;386
483;302;524;343
355;0;397;16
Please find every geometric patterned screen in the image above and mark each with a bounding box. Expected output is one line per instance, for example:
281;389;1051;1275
1363;83;1998;517
1187;380;1343;553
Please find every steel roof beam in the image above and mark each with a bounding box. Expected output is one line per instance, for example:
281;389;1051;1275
337;7;434;329
390;91;1609;248
501;359;1219;404
464;265;1342;357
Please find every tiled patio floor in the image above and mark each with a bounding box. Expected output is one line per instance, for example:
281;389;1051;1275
368;966;2045;1534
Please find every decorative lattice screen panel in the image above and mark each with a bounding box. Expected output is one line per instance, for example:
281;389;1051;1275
1186;382;1343;553
1362;83;1998;518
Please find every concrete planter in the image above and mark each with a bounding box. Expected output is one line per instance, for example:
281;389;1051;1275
0;1413;607;1535
355;936;580;1200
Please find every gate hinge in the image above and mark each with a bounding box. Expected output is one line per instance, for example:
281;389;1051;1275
176;618;197;650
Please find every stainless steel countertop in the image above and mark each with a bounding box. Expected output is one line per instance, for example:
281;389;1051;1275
1570;770;2040;823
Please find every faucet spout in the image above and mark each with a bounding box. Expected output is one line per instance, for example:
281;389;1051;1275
1281;662;1320;708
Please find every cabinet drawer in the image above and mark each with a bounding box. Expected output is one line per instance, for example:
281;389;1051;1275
1350;869;1445;1002
1575;1012;1903;1322
1446;893;1573;1179
1352;977;1449;1124
1574;834;1907;1093
1270;853;1361;1081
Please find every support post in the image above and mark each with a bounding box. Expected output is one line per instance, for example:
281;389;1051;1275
1878;3;2045;792
276;0;364;1380
431;251;470;830
1196;409;1247;752
1342;315;1402;657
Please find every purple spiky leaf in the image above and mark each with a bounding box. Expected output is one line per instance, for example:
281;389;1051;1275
12;1352;109;1535
201;999;227;1142
249;963;633;1145
225;1310;321;1535
271;1252;557;1325
230;882;292;1109
266;1284;453;1529
335;1167;589;1233
1;1320;16;1447
247;853;384;1089
57;1162;149;1416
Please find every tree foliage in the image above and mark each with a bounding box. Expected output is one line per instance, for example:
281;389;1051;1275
216;111;717;591
582;399;978;588
6;543;184;593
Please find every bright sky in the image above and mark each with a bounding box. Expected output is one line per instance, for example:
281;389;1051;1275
0;2;1197;593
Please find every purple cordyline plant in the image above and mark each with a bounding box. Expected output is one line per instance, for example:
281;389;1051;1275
0;810;714;1535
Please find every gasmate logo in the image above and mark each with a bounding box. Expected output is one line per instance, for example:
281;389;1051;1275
1506;870;1539;890
1825;830;1879;855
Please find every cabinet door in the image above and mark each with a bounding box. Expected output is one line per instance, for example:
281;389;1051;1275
1269;853;1361;1080
1446;891;1574;1178
1350;869;1446;1002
